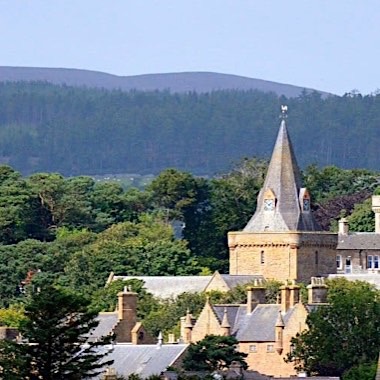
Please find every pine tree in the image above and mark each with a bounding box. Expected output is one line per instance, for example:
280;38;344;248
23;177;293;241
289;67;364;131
0;286;113;379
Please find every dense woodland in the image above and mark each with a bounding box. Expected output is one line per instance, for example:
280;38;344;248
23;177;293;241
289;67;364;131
0;82;380;176
0;82;380;376
0;160;377;319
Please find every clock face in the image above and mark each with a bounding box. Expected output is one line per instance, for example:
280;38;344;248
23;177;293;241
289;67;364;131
303;199;310;211
264;199;274;211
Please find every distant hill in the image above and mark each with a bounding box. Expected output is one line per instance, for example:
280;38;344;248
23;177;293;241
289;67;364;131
0;81;378;177
0;66;332;98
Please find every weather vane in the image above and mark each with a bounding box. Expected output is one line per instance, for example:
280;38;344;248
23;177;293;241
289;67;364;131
280;105;288;119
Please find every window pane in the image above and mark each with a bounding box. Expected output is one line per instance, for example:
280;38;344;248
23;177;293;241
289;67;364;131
375;256;379;269
368;255;373;269
336;255;341;269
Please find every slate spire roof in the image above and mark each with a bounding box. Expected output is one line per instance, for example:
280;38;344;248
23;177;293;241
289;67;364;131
244;115;321;232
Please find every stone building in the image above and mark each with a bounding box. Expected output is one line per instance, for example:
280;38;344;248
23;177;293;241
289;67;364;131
336;195;380;274
89;286;155;345
181;278;328;378
228;115;337;282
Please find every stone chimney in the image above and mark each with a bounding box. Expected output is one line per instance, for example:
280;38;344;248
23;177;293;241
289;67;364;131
102;368;117;380
280;281;300;312
338;217;349;235
372;196;380;234
247;280;266;314
168;333;176;344
307;277;328;304
114;286;138;342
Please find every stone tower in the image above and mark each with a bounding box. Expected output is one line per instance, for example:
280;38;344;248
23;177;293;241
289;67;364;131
228;110;337;282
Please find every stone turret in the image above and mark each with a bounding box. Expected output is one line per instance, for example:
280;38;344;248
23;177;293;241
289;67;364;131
228;107;337;282
243;113;321;233
275;310;285;354
183;309;193;343
221;307;231;336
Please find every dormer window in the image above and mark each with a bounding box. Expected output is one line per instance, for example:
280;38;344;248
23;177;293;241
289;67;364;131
299;188;311;212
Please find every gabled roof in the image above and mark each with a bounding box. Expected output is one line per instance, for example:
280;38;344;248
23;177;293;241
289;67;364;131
96;344;188;379
112;276;212;298
244;119;321;232
212;304;296;342
88;312;118;342
220;274;265;289
337;232;380;250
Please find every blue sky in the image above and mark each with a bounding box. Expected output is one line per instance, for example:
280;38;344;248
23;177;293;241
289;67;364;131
1;0;379;95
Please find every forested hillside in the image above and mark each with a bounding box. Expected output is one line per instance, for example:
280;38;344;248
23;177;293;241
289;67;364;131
0;82;379;176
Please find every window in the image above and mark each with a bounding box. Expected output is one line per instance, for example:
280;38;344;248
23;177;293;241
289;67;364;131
260;251;265;264
336;255;342;269
315;251;319;265
266;344;274;353
368;255;380;269
303;198;310;211
249;344;257;353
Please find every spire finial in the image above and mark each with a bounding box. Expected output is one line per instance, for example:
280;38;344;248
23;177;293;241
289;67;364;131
280;105;288;119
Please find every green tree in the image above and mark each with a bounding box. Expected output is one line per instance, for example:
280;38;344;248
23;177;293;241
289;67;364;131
146;168;202;220
0;286;113;380
182;335;247;372
348;198;374;232
186;158;266;271
0;165;32;244
342;361;377;380
286;278;380;377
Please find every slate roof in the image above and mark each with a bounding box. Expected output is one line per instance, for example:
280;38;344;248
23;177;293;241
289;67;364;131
220;274;265;289
337;232;380;250
244;119;321;232
95;343;188;379
112;276;212;298
212;304;296;342
88;312;118;342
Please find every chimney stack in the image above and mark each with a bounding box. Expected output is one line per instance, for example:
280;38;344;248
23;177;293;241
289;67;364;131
338;218;349;235
247;280;266;314
372;196;380;234
280;281;300;312
307;277;328;304
114;286;138;342
102;368;117;380
118;286;137;323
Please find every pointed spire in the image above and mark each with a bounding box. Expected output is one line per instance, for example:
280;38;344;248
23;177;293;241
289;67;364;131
157;331;163;348
221;307;231;328
184;309;193;328
244;107;321;232
275;310;285;327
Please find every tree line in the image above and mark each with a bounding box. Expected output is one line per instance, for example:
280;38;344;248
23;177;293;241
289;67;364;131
0;82;380;176
0;161;377;378
0;160;377;309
